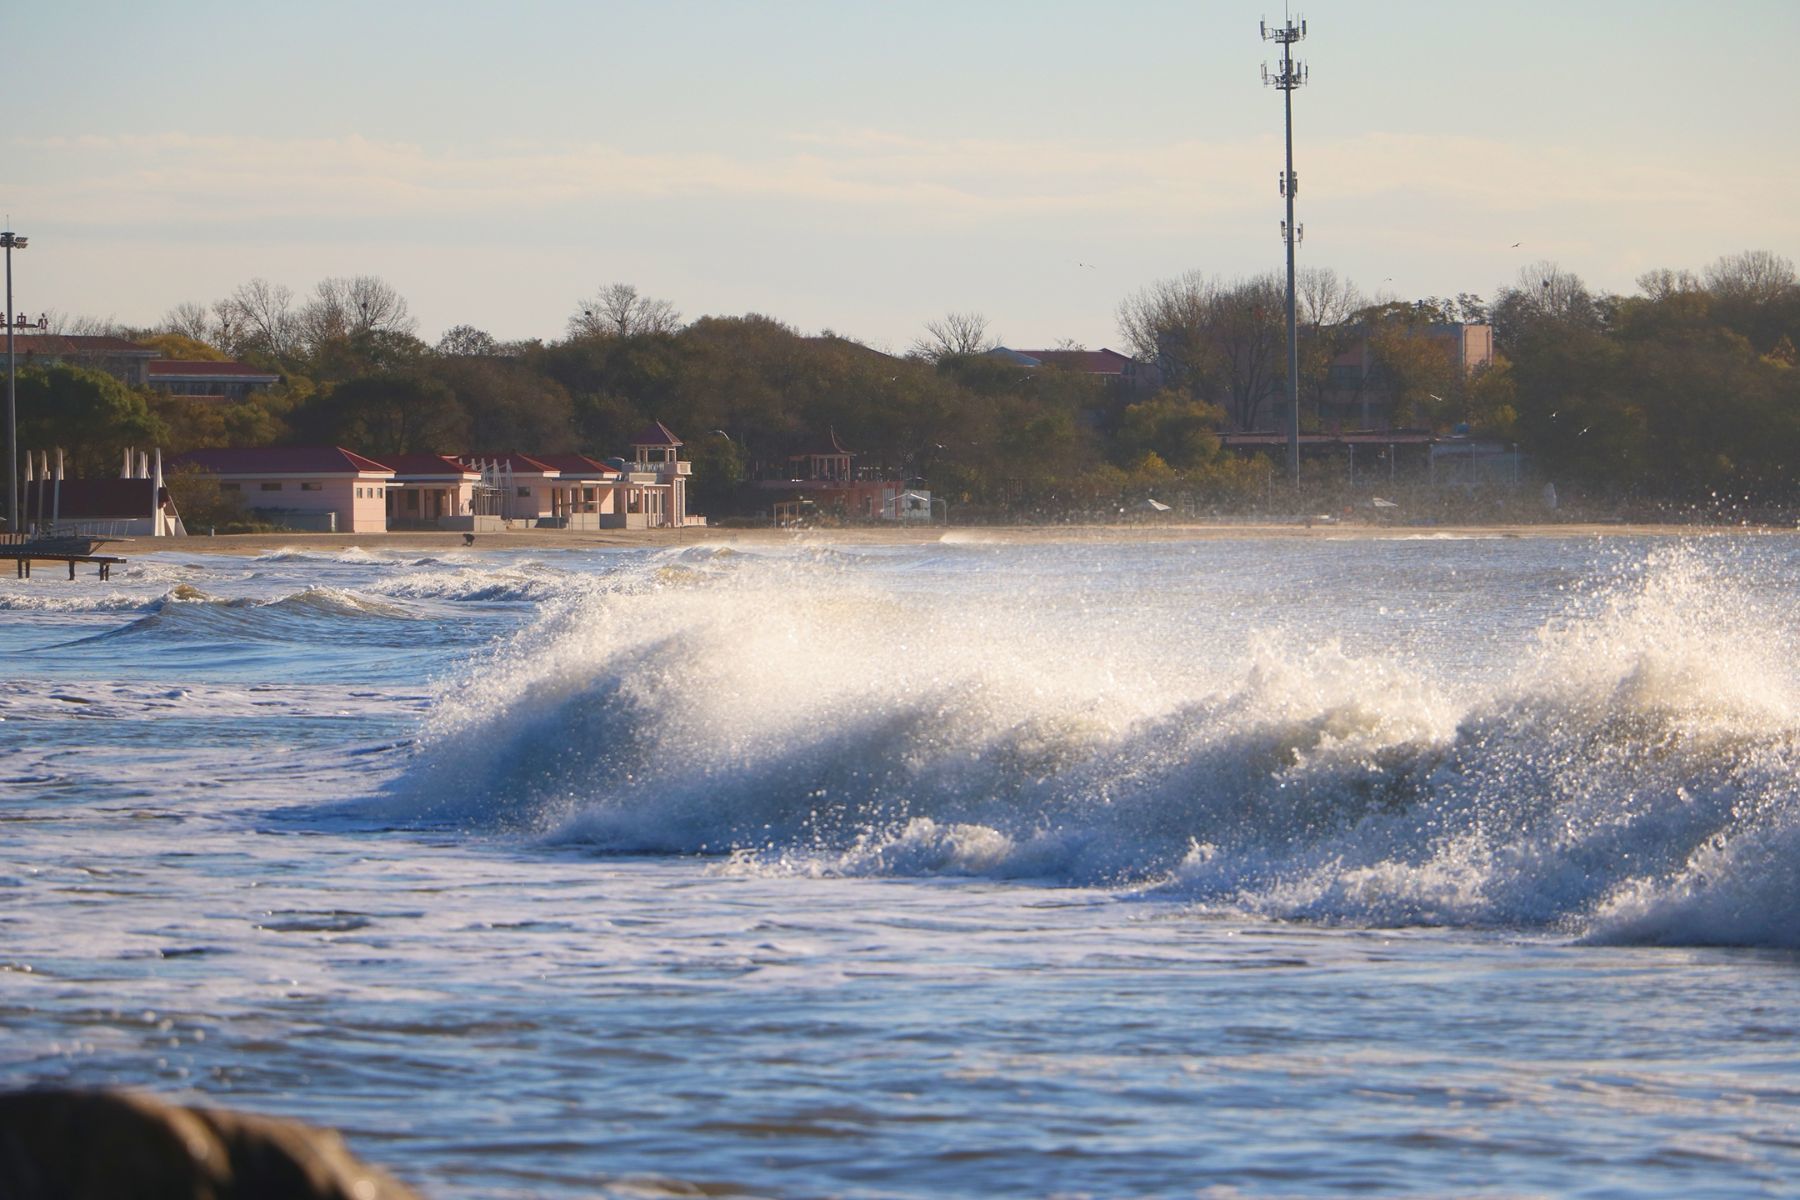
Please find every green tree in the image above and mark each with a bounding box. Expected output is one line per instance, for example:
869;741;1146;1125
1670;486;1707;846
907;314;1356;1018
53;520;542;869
14;365;168;478
1116;391;1225;470
429;357;575;452
138;332;230;362
293;374;464;455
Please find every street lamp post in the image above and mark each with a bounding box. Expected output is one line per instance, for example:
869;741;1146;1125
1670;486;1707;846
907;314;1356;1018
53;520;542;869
3;230;28;537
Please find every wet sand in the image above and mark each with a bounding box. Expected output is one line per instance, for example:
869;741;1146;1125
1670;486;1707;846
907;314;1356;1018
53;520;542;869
142;521;1794;556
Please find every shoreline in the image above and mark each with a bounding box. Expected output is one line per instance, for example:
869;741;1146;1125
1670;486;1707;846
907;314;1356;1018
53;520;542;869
113;519;1799;556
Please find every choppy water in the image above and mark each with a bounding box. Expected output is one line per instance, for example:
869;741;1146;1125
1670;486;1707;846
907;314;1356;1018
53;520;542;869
3;534;1799;1198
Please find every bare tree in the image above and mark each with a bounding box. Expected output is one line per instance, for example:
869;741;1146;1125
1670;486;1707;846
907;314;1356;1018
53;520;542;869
300;275;416;350
161;301;214;342
1291;267;1367;419
567;283;683;339
210;299;248;357
220;278;301;360
1118;272;1285;430
911;311;995;361
1636;268;1701;301
1295;266;1365;333
435;324;501;356
1702;250;1797;305
1489;261;1600;345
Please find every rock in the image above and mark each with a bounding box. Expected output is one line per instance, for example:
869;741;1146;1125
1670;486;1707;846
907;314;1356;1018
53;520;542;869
0;1089;421;1200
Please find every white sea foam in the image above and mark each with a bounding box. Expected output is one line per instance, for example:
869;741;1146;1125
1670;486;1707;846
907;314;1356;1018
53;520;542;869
360;544;1800;947
254;546;391;564
0;590;156;613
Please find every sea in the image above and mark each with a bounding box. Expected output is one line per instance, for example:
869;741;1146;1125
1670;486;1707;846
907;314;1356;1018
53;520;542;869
2;532;1798;1199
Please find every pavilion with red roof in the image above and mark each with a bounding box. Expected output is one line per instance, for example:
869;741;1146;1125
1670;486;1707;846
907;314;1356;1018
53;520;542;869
169;447;396;533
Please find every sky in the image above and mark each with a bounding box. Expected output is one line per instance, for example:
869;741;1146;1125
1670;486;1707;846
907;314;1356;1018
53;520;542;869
6;0;1798;354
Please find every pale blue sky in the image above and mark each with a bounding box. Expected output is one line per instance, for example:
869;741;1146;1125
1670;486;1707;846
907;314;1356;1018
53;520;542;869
7;1;1796;352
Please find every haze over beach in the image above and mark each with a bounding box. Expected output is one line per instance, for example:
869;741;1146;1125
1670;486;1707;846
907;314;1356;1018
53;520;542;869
6;4;1800;1199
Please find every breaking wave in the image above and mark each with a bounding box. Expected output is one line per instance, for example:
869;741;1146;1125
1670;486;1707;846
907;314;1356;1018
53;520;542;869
364;564;588;606
69;584;427;645
0;591;156;613
370;545;1800;948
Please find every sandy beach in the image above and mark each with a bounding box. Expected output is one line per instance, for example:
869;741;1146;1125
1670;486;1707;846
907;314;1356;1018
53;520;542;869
125;520;1796;556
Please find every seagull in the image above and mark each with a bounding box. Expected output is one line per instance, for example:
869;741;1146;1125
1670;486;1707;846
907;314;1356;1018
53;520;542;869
1511;242;1521;248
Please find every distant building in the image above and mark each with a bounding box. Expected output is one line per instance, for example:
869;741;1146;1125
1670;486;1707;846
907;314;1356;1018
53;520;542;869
457;452;575;525
1317;322;1495;431
456;424;698;530
988;346;1159;391
19;448;185;537
531;453;630;529
7;334;161;387
146;359;281;403
170;446;395;533
621;421;700;528
161;421;703;534
752;428;905;522
378;454;484;529
7;334;281;403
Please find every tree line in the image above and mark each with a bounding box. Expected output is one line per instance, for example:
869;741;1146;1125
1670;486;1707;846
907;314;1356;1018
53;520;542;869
15;250;1800;519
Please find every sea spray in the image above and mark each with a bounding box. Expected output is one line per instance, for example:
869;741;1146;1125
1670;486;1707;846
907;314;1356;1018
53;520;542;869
368;541;1800;946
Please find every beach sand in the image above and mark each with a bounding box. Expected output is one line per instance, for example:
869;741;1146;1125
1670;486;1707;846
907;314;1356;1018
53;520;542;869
131;520;1793;556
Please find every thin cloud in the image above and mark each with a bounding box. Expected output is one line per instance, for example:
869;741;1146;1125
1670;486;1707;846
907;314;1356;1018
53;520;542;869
11;127;1792;252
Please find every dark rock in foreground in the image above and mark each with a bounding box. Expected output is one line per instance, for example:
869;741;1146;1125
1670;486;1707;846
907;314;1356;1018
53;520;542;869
0;1090;421;1200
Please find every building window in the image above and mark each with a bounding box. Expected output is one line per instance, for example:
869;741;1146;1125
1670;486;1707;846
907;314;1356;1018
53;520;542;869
300;482;322;492
356;487;365;498
261;482;282;492
220;483;241;492
376;487;384;498
517;487;531;498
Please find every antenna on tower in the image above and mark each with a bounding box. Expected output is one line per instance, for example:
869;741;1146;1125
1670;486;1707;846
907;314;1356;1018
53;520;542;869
1261;14;1308;486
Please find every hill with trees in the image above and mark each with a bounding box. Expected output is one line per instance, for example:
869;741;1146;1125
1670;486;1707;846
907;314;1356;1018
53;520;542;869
16;251;1799;521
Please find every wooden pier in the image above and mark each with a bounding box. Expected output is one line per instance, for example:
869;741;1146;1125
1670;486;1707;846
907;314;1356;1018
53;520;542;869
0;535;128;581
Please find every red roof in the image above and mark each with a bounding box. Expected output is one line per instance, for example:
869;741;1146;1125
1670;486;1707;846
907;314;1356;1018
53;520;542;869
628;421;684;448
376;453;481;480
533;453;622;478
1006;348;1137;375
458;452;562;475
170;446;394;475
8;334;158;356
147;359;280;380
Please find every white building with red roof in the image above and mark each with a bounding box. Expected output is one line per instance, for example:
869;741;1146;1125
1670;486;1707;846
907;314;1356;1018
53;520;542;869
532;453;629;529
169;446;396;533
622;422;697;528
456;452;572;525
377;454;484;529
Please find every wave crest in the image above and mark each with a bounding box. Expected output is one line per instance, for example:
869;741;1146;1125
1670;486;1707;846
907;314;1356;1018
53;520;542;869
372;545;1800;946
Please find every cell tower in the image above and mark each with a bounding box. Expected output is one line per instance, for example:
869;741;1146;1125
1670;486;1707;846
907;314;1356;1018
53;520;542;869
1262;15;1307;486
